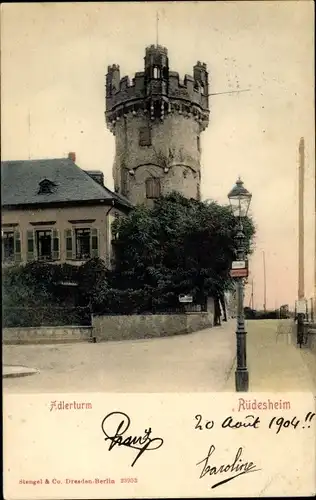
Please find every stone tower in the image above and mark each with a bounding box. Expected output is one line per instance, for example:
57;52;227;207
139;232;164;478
105;45;209;205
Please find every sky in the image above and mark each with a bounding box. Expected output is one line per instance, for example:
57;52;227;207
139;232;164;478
1;1;315;310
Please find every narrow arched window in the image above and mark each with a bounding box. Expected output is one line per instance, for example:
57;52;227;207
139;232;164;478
121;168;128;196
153;67;160;79
146;177;161;199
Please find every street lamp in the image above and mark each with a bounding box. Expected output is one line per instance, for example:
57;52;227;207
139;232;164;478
228;177;252;392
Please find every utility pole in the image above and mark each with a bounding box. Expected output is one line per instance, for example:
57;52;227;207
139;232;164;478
314;142;316;322
298;137;305;301
249;278;254;309
263;251;267;312
297;137;306;345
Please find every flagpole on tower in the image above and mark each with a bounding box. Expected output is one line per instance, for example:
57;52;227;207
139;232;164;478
28;109;31;160
156;11;159;46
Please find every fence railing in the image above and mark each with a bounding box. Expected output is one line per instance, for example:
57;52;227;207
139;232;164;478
3;306;92;328
92;302;207;316
2;302;210;327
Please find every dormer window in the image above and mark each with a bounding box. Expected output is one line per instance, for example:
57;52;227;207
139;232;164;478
38;179;57;195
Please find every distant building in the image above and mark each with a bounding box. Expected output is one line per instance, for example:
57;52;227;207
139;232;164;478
1;153;132;266
105;44;210;205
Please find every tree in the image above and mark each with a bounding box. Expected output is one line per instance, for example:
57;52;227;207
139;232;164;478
110;192;255;312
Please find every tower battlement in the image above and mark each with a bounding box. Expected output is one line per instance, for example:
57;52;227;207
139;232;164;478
105;45;210;132
105;44;210;207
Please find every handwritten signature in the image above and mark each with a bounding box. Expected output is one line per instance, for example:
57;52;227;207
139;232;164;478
196;445;261;488
101;411;164;467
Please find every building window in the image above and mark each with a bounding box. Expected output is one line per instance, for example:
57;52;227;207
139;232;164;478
153;67;160;79
2;231;14;262
139;126;152;146
146;177;161;199
2;230;22;263
197;135;201;152
26;229;59;262
36;230;52;261
75;229;91;260
73;228;99;260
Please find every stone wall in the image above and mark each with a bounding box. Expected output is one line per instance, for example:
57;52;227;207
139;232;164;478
3;326;93;345
92;311;214;342
3;309;215;345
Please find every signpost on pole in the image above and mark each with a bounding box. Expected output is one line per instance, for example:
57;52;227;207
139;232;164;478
296;299;307;315
178;294;193;303
230;260;249;279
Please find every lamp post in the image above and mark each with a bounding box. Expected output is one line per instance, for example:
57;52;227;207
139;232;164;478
228;177;252;392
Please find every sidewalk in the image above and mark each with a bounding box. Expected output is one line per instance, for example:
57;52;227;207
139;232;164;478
224;320;316;393
3;365;39;379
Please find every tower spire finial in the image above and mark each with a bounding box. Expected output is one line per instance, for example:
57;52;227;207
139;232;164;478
156;11;159;46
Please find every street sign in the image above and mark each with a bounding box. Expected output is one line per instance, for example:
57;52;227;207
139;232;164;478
179;294;193;303
232;260;246;269
230;268;248;278
296;300;307;314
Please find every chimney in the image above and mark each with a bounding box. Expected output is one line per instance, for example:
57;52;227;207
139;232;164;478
68;152;76;162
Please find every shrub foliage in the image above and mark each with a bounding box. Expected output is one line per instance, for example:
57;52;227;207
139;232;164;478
3;193;255;326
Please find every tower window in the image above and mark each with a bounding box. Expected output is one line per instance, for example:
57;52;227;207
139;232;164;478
197;135;201;152
146;177;161;199
153;67;160;79
121;168;128;196
139;126;152;146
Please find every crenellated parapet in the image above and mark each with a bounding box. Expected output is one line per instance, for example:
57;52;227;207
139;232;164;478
105;45;210;132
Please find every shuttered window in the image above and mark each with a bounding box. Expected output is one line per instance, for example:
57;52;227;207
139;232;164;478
27;230;35;261
36;230;52;261
139;126;152;146
146;177;161;199
14;231;22;262
52;229;60;260
65;228;99;260
65;229;74;260
2;231;15;262
91;228;99;258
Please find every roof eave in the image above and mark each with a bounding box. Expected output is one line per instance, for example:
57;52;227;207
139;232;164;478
1;198;133;212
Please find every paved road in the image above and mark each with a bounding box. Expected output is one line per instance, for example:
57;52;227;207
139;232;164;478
3;319;315;394
3;321;236;393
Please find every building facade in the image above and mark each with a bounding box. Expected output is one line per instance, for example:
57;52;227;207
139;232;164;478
1;153;132;267
105;44;210;205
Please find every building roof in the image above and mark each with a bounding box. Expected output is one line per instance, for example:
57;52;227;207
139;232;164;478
1;157;133;209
